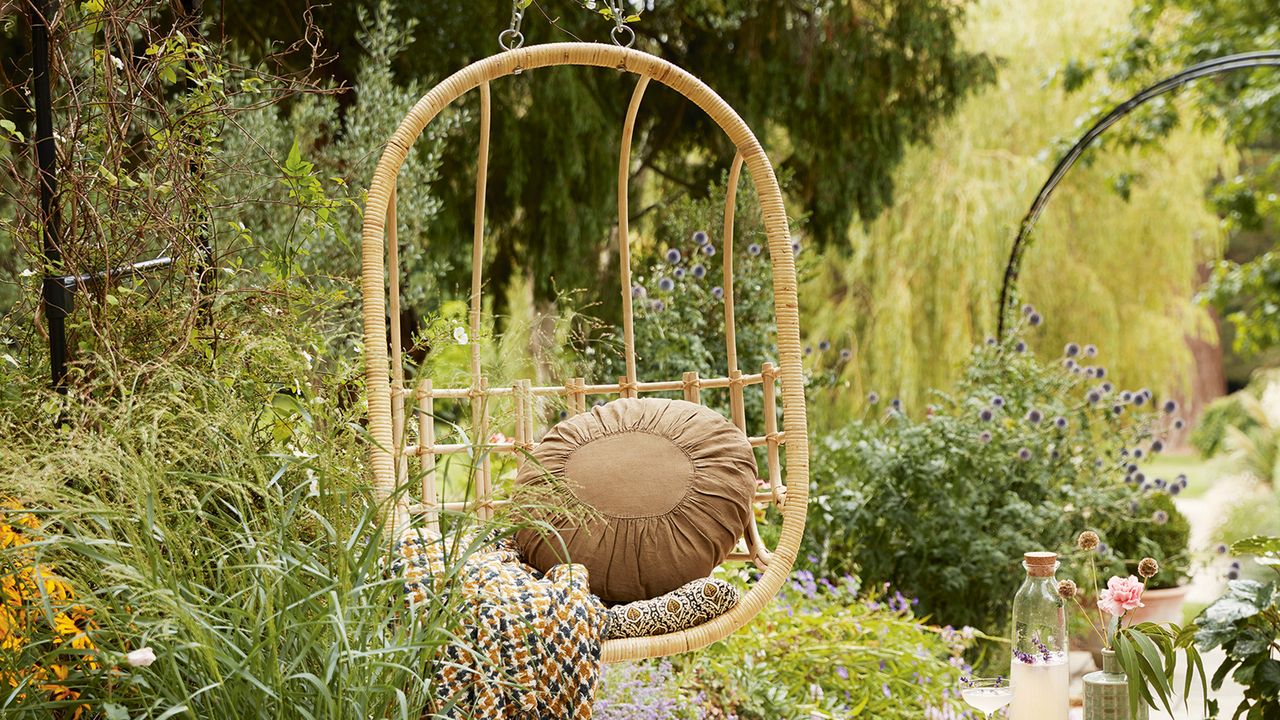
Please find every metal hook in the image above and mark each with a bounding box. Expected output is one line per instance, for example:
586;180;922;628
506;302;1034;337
610;24;635;49
499;1;526;51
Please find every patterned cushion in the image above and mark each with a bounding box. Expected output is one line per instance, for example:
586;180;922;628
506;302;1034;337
604;577;741;640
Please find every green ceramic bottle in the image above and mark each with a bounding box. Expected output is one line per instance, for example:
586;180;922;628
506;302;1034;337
1083;649;1148;720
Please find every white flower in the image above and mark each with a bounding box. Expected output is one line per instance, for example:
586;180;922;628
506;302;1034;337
18;268;34;278
453;326;469;345
125;647;156;667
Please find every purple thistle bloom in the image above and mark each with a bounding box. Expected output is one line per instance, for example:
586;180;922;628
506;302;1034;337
711;286;724;300
650;299;665;312
1139;388;1152;399
1025;409;1043;424
1170;484;1182;495
1163;399;1178;414
1153;478;1166;489
1151;440;1164;453
891;398;902;410
1063;358;1077;370
691;263;707;278
1121;391;1133;402
1113;404;1124;415
868;392;880;405
1174;418;1185;430
1085;367;1097;378
657;277;675;292
835;665;849;680
1127;463;1139;474
702;244;716;256
1018;447;1032;461
692;230;709;245
1232;561;1242;570
791;240;802;256
1176;473;1188;487
1096;367;1107;378
1015;340;1028;352
1153;510;1169;525
631;284;646;299
991;395;1006;408
1098;542;1108;554
1054;416;1068;429
747;242;762;256
840;348;853;361
1085;344;1098;357
819;340;831;352
1028;312;1043;326
1133;448;1144;459
1134;472;1146;484
1228;569;1240;580
980;409;994;422
1065;342;1080;357
1133;393;1146;407
673;267;686;279
1087;390;1102;404
986;337;997;346
1022;304;1036;316
558;409;568;420
804;345;813;356
1217;543;1229;554
665;247;682;264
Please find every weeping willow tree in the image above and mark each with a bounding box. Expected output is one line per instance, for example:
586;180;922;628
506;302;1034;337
802;0;1233;430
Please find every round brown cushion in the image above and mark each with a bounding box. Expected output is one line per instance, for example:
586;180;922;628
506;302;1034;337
514;397;757;603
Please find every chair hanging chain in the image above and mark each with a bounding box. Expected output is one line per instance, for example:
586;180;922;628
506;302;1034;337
498;1;526;51
606;0;636;48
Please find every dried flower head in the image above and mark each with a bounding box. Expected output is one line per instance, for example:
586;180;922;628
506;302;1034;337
1077;531;1100;551
1057;579;1078;599
1138;557;1160;579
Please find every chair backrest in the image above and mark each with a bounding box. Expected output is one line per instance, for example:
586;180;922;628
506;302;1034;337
360;43;809;661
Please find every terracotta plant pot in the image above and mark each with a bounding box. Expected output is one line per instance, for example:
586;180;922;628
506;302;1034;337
1072;585;1190;667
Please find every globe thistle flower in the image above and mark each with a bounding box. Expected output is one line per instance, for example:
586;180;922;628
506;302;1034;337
991;395;1006;408
558;409;569;421
891;398;903;410
1057;579;1078;599
1216;543;1229;555
1150;440;1164;453
1132;393;1146;407
1176;474;1188;488
1232;561;1242;570
1138;557;1160;579
1101;382;1114;393
1120;391;1133;402
674;267;686;279
1170;483;1182;496
1152;510;1169;525
1077;531;1100;551
1085;367;1097;378
1025;409;1043;424
702;244;716;256
1028;312;1043;326
1099;542;1109;554
658;276;675;292
1163;400;1178;414
711;286;724;300
747;242;762;256
1133;472;1146;484
1015;340;1027;353
1139;388;1152;400
867;391;880;405
1112;404;1124;415
1095;367;1107;379
840;348;853;362
1017;447;1032;461
1127;463;1139;474
1228;569;1240;580
1087;390;1102;404
1153;477;1166;489
692;230;709;245
650;299;666;312
1064;342;1080;357
1133;448;1144;459
1063;358;1077;370
986;337;997;346
631;284;647;299
666;247;682;264
1173;418;1185;430
691;263;707;278
1084;344;1098;357
1050;448;1061;460
1054;416;1068;429
791;240;802;256
1022;304;1036;316
818;340;831;352
804;345;813;356
980;409;994;422
979;431;992;444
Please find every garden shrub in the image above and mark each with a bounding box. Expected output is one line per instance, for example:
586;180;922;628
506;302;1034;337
1090;489;1192;590
595;572;978;719
804;315;1183;632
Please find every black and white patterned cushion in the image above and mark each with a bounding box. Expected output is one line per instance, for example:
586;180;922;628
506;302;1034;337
604;577;740;640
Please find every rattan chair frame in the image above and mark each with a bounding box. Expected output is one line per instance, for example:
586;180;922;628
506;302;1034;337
360;42;808;662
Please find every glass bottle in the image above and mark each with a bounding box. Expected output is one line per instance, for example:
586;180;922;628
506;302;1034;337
1009;551;1069;720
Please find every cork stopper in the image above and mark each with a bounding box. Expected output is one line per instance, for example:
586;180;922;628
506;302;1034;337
1023;551;1058;577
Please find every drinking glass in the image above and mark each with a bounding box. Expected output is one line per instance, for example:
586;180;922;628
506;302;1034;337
959;676;1013;718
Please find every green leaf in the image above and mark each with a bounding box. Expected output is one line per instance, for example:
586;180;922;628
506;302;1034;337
1233;536;1280;566
102;703;129;720
1130;629;1177;715
1115;633;1145;718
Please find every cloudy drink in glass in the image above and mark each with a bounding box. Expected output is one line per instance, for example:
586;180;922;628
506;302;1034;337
1009;551;1069;720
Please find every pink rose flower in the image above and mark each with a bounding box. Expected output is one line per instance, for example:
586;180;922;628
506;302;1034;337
1097;575;1145;618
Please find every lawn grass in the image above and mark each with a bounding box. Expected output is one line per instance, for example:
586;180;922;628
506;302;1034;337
1139;452;1233;500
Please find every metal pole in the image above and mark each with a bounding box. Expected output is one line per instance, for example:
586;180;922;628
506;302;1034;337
32;0;69;391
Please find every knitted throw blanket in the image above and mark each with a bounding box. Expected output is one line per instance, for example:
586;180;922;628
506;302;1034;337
394;530;606;719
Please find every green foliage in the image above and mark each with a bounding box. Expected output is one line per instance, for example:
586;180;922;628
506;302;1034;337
596;574;979;719
1092;491;1193;590
1194;535;1280;720
1111;622;1209;718
804;320;1182;631
1193;392;1261;457
803;0;1229;424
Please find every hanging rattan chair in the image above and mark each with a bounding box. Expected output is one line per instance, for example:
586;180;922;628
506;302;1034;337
360;42;809;663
